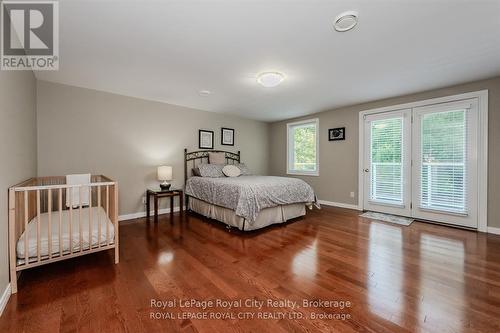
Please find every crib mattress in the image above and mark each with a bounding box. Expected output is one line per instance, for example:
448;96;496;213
16;206;115;262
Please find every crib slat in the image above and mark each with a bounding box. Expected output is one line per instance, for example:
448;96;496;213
98;186;101;248
36;190;41;262
106;185;109;246
69;190;73;254
97;186;101;246
24;191;29;266
79;186;83;252
58;188;62;257
48;189;52;259
89;187;92;249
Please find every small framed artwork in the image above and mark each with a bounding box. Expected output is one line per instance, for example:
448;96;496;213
329;127;346;141
221;127;235;146
199;130;214;149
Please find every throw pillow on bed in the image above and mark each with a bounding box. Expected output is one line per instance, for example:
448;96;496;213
208;152;225;164
192;167;201;176
236;163;251;175
198;164;225;177
222;165;241;177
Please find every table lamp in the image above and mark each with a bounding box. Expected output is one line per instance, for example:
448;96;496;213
157;166;172;190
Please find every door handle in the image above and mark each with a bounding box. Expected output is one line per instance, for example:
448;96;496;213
364;169;369;172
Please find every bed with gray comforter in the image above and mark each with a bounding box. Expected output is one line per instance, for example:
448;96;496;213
185;175;317;225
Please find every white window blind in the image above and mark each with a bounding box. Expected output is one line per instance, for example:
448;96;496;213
287;119;319;176
420;109;467;214
370;117;404;205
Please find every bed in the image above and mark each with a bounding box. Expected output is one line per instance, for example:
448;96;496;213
184;149;317;230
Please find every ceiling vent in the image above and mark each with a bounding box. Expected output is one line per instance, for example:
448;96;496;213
334;11;358;32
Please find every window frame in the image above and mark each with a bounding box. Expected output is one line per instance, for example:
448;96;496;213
286;118;320;176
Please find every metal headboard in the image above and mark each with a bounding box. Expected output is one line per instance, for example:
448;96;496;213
184;149;240;185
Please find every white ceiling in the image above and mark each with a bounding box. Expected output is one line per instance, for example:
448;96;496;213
36;0;500;122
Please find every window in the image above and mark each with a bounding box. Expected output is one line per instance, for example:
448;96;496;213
287;118;319;176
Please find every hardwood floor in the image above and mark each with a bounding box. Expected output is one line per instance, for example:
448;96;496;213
2;206;500;332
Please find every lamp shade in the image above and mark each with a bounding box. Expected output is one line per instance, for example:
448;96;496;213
157;166;173;181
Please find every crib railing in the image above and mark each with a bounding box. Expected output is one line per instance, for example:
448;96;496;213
8;175;119;294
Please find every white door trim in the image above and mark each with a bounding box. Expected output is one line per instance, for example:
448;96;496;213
358;90;488;232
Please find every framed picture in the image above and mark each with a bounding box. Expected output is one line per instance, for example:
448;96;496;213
329;127;345;141
199;130;214;149
221;127;235;146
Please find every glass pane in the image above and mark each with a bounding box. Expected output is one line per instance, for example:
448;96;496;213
420;110;466;213
370;117;403;205
293;124;316;172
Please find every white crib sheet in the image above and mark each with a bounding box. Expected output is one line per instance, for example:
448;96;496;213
16;206;115;261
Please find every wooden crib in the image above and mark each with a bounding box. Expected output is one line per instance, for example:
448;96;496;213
8;175;119;294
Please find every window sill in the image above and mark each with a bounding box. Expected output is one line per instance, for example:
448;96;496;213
286;171;319;177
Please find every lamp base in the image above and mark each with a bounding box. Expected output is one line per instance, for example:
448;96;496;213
160;182;171;191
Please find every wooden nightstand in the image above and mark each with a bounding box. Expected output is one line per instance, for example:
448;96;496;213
146;188;184;223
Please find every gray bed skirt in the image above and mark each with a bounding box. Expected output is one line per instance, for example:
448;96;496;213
188;196;307;231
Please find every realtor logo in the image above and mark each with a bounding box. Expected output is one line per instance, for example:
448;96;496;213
1;0;59;70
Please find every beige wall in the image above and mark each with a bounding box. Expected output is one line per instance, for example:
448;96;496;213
269;76;500;227
0;70;37;294
36;81;270;216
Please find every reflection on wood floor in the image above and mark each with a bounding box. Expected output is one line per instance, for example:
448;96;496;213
1;206;500;332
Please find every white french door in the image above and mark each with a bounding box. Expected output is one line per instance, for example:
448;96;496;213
412;99;478;228
363;109;412;216
362;98;480;228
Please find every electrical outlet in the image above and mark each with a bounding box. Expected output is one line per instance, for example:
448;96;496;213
350;192;355;198
142;196;146;204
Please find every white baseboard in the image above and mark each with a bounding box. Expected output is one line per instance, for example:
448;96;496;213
487;227;500;235
119;206;184;222
120;201;362;221
0;283;11;317
318;200;361;211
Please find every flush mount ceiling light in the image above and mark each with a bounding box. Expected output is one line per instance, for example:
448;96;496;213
199;90;211;96
334;11;358;32
257;72;285;88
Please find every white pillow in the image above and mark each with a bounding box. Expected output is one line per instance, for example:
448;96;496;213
222;165;241;177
